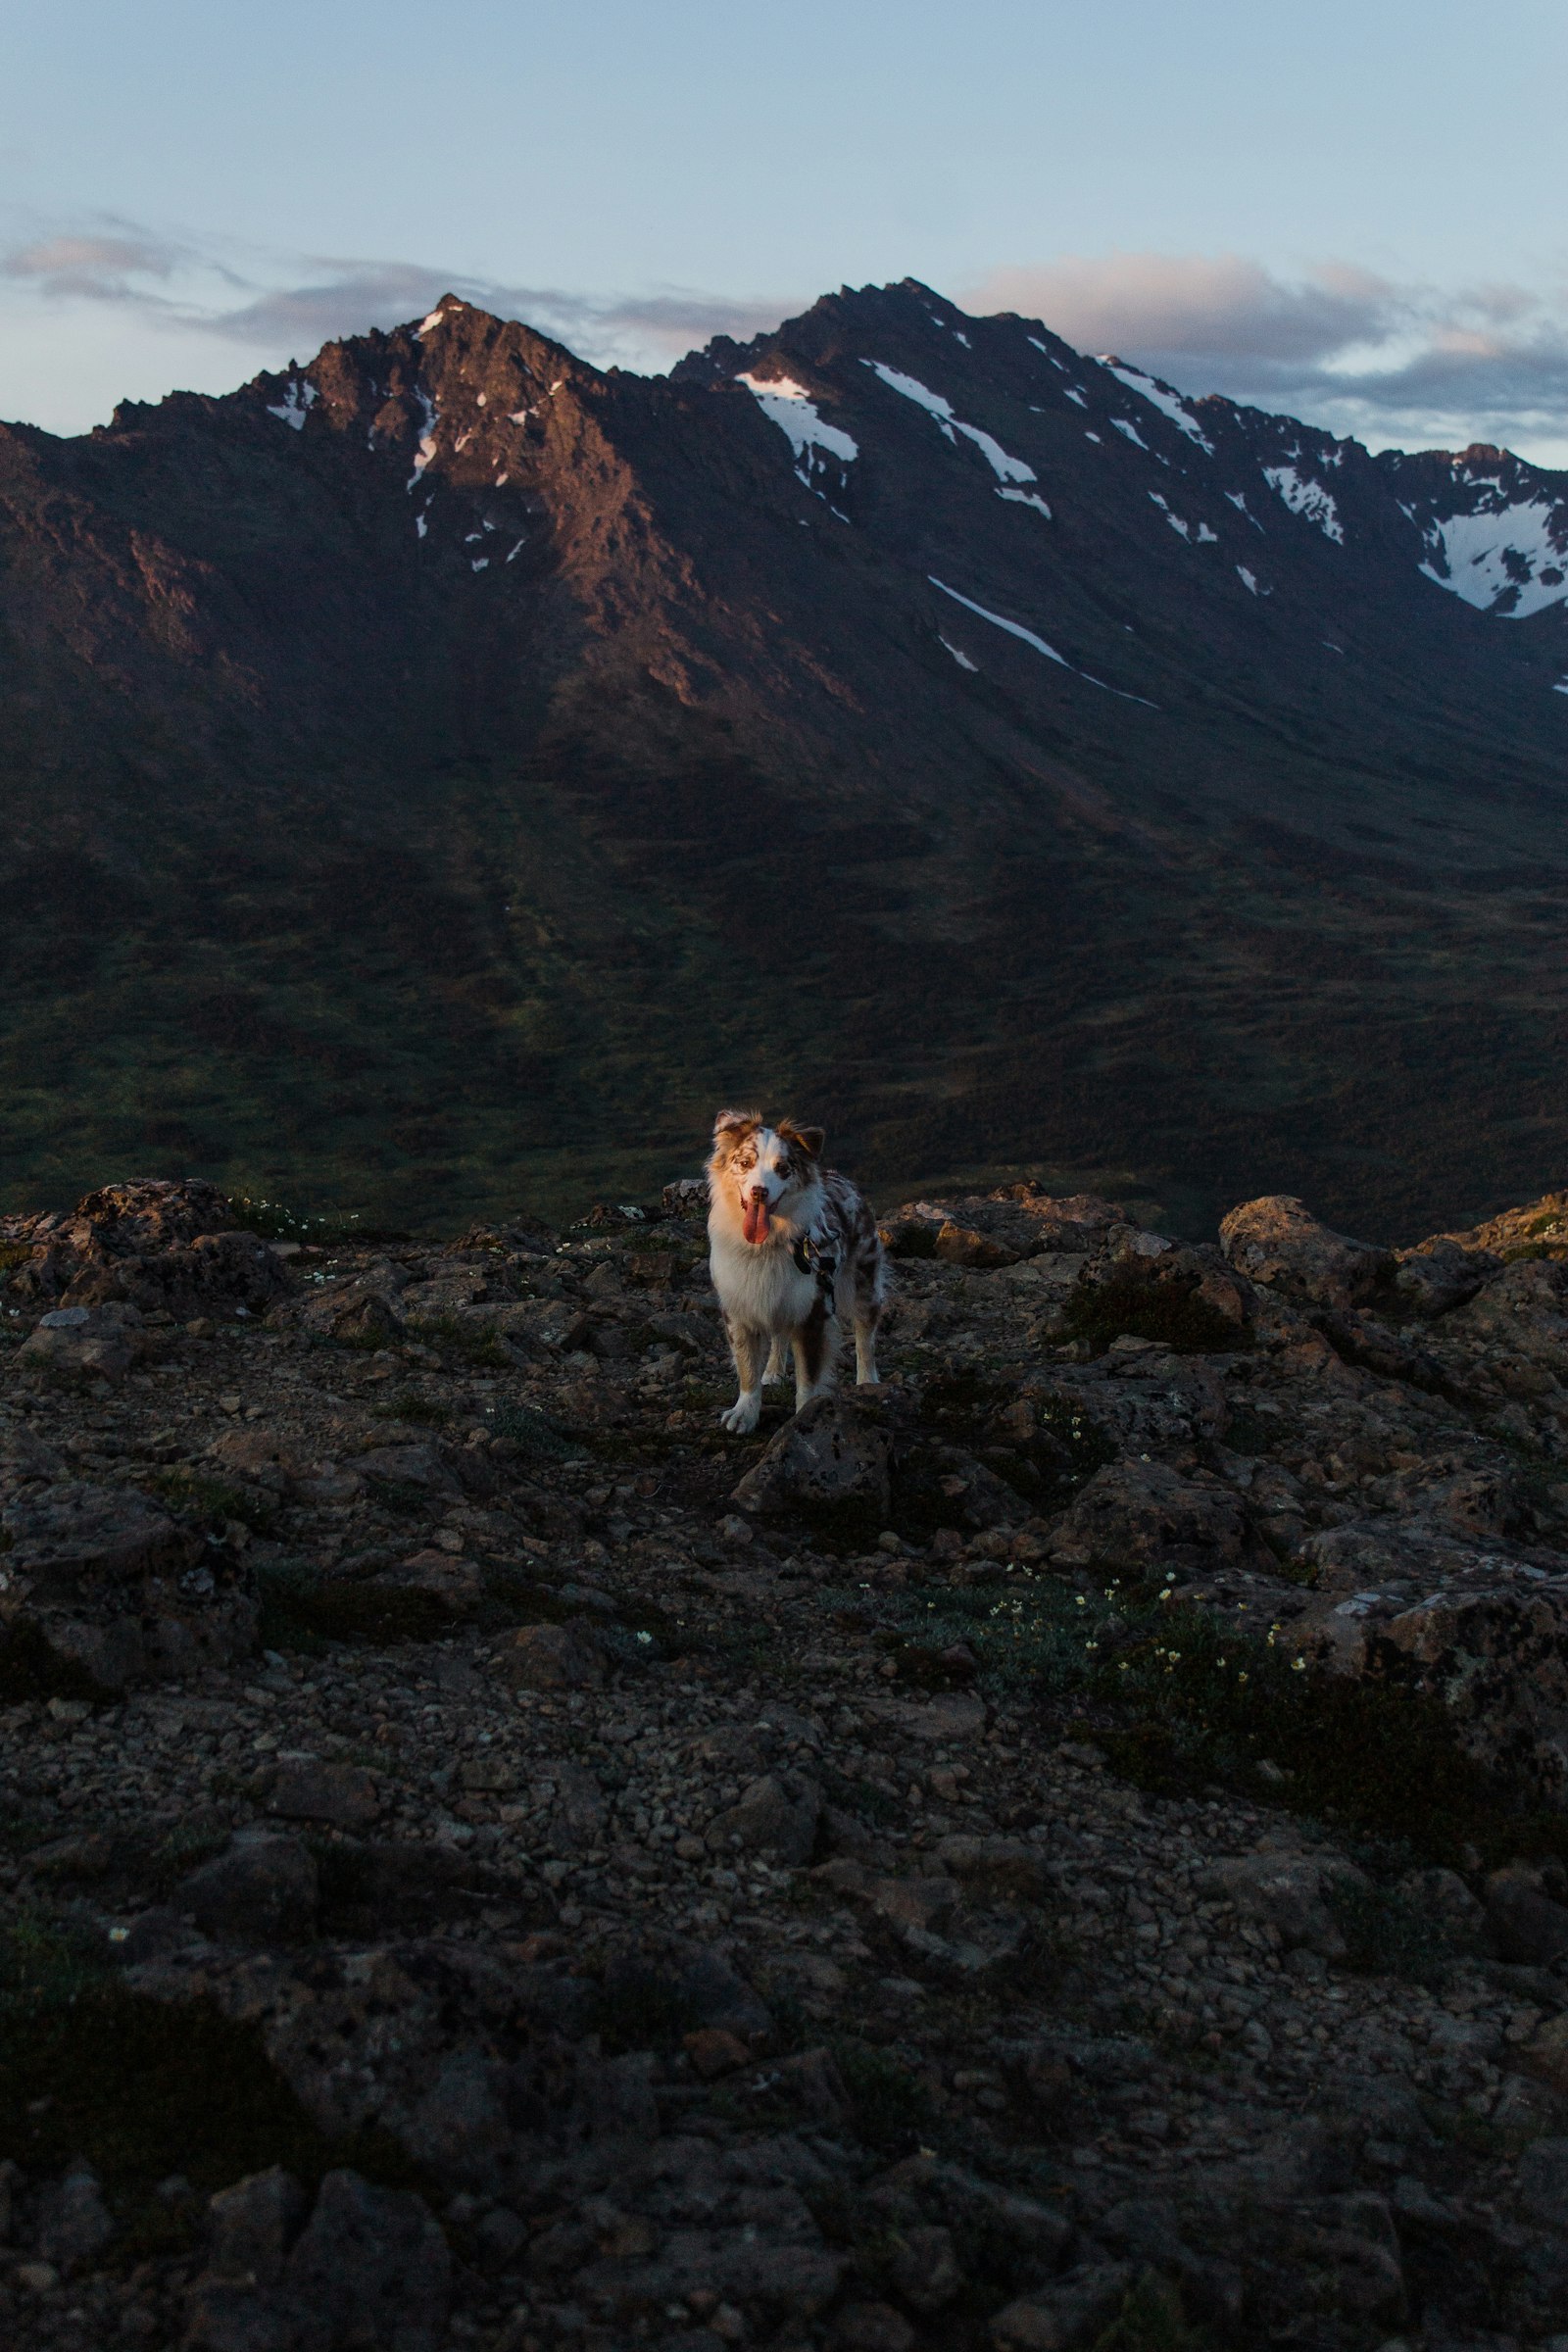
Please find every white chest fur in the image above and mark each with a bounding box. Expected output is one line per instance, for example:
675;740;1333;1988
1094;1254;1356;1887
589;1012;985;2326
709;1227;822;1334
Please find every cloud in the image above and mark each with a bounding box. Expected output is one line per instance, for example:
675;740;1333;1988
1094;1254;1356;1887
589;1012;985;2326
1;226;189;302
963;251;1568;459
207;266;788;369
0;213;792;377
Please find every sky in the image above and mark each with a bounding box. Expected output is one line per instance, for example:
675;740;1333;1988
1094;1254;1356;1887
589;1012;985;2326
3;0;1566;464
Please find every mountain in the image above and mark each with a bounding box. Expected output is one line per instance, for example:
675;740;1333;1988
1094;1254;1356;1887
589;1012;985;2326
3;278;1566;1234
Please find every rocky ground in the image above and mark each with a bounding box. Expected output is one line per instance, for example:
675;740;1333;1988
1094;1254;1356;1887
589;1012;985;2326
4;1174;1568;2352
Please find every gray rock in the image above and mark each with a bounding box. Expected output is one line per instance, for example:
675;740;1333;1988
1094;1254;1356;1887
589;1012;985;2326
1394;1236;1502;1317
281;2171;451;2352
493;1620;605;1690
1;1480;200;1590
1051;1457;1250;1574
407;2051;514;2189
706;1770;820;1866
1517;2135;1568;2227
990;2263;1133;2349
1486;1867;1568;1964
179;1833;319;1944
34;2162;115;2270
730;1394;893;1520
205;2168;309;2286
888;2223;962;2311
269;1759;383;1830
1219;1194;1394;1309
1194;1849;1369;1959
15;1303;143;1387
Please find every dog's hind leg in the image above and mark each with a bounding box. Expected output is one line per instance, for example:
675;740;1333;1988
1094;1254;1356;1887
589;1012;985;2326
720;1324;768;1435
854;1298;882;1386
762;1338;788;1386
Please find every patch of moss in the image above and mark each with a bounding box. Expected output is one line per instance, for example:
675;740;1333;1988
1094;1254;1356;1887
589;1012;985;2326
829;2037;932;2153
481;1398;581;1460
146;1467;278;1537
1063;1270;1246;1355
256;1560;454;1650
0;1620;114;1705
374;1388;452;1427
1093;2277;1211;2352
0;1913;421;2260
406;1313;514;1369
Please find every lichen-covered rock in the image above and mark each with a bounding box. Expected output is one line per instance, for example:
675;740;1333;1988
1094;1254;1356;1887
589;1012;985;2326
14;1302;144;1388
730;1393;894;1520
1049;1456;1252;1572
706;1769;820;1866
0;1478;254;1689
8;1180;293;1323
179;1832;320;1945
493;1619;605;1690
1219;1195;1394;1308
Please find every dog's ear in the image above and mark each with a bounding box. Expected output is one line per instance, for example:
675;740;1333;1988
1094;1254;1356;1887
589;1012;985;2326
711;1107;761;1152
782;1122;825;1160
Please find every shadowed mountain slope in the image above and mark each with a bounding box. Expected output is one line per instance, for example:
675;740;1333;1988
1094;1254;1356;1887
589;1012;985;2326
2;279;1566;1232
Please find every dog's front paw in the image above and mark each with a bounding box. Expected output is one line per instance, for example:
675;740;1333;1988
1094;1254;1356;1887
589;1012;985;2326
719;1395;761;1435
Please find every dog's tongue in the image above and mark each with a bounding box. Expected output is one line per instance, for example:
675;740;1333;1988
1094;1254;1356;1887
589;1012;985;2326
744;1196;770;1246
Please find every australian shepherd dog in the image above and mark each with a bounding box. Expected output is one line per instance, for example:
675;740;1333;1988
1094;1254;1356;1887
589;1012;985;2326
707;1109;888;1434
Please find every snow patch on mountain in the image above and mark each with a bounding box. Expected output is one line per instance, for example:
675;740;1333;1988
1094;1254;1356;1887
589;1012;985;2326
267;379;317;432
737;374;859;465
929;577;1067;663
1111;417;1149;451
939;635;978;670
998;488;1053;518
863;363;1037;485
1416;500;1568;616
1263;465;1344;544
406;391;439;493
1102;362;1215;456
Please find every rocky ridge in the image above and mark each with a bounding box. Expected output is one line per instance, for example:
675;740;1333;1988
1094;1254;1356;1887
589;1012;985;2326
3;1175;1568;2350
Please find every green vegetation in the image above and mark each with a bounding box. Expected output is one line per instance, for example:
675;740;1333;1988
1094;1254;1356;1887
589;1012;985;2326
828;2037;933;2152
1093;2277;1211;2352
1063;1269;1247;1355
226;1195;367;1246
885;1568;1568;1870
0;1911;420;2256
256;1559;455;1650
145;1466;277;1536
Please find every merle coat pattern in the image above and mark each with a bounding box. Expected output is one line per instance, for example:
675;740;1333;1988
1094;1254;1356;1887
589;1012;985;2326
706;1109;887;1435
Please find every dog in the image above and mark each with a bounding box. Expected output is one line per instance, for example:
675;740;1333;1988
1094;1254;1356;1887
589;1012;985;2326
707;1108;887;1434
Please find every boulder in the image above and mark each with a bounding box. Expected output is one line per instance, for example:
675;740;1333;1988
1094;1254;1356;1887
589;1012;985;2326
0;1481;200;1590
204;2167;309;2287
1194;1850;1370;1959
730;1393;893;1520
1517;2136;1568;2230
493;1620;605;1690
1394;1236;1503;1317
14;1301;144;1388
1049;1457;1251;1573
0;1476;254;1690
1485;1867;1568;1965
1219;1195;1394;1309
178;1833;320;1944
1293;1530;1568;1798
9;1181;292;1323
34;2163;115;2271
281;2172;451;2352
706;1770;820;1866
269;1759;384;1830
990;2265;1134;2350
